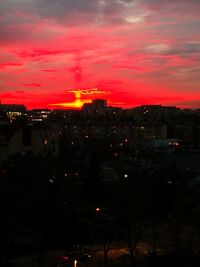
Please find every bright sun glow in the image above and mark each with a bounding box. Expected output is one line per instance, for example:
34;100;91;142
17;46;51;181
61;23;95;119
49;88;106;109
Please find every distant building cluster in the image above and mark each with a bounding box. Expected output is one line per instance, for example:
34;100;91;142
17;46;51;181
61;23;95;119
0;100;200;166
82;99;107;110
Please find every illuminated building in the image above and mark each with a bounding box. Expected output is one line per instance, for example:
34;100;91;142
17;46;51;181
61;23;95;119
8;123;60;158
0;104;27;121
28;109;51;123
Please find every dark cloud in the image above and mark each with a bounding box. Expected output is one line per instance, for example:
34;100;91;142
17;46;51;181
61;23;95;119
1;0;199;29
0;0;134;23
0;27;32;44
146;42;200;57
138;0;200;13
167;42;200;56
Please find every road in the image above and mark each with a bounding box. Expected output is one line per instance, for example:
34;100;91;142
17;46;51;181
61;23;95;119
8;241;161;267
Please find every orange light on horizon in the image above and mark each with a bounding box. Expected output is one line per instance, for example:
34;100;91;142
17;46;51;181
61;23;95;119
49;88;106;109
49;98;91;109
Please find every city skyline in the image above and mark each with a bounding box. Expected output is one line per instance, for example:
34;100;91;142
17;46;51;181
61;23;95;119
1;99;198;111
0;0;200;109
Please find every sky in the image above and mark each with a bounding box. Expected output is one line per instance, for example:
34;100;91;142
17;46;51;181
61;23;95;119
0;0;200;109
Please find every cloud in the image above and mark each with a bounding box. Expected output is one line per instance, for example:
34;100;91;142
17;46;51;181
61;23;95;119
40;69;57;72
167;42;200;56
23;83;42;87
69;88;108;95
138;0;200;15
14;48;72;59
0;62;23;68
114;63;147;71
146;44;170;53
0;0;135;26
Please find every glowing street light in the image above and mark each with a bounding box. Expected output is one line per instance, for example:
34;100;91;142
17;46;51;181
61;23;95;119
74;259;78;267
96;207;101;212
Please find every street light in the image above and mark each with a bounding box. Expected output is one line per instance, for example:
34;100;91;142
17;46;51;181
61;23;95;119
96;207;101;212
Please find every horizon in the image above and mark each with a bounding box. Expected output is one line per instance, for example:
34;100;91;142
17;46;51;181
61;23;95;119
0;99;199;112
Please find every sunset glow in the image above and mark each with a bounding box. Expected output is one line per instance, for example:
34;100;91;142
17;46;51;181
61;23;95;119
0;0;200;109
49;88;107;109
50;89;91;109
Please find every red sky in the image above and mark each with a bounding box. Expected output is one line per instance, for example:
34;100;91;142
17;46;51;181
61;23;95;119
0;0;200;109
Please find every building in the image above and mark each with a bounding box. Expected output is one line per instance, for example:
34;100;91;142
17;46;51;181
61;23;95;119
28;109;51;123
82;99;107;111
8;123;60;158
0;104;27;121
92;99;107;109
